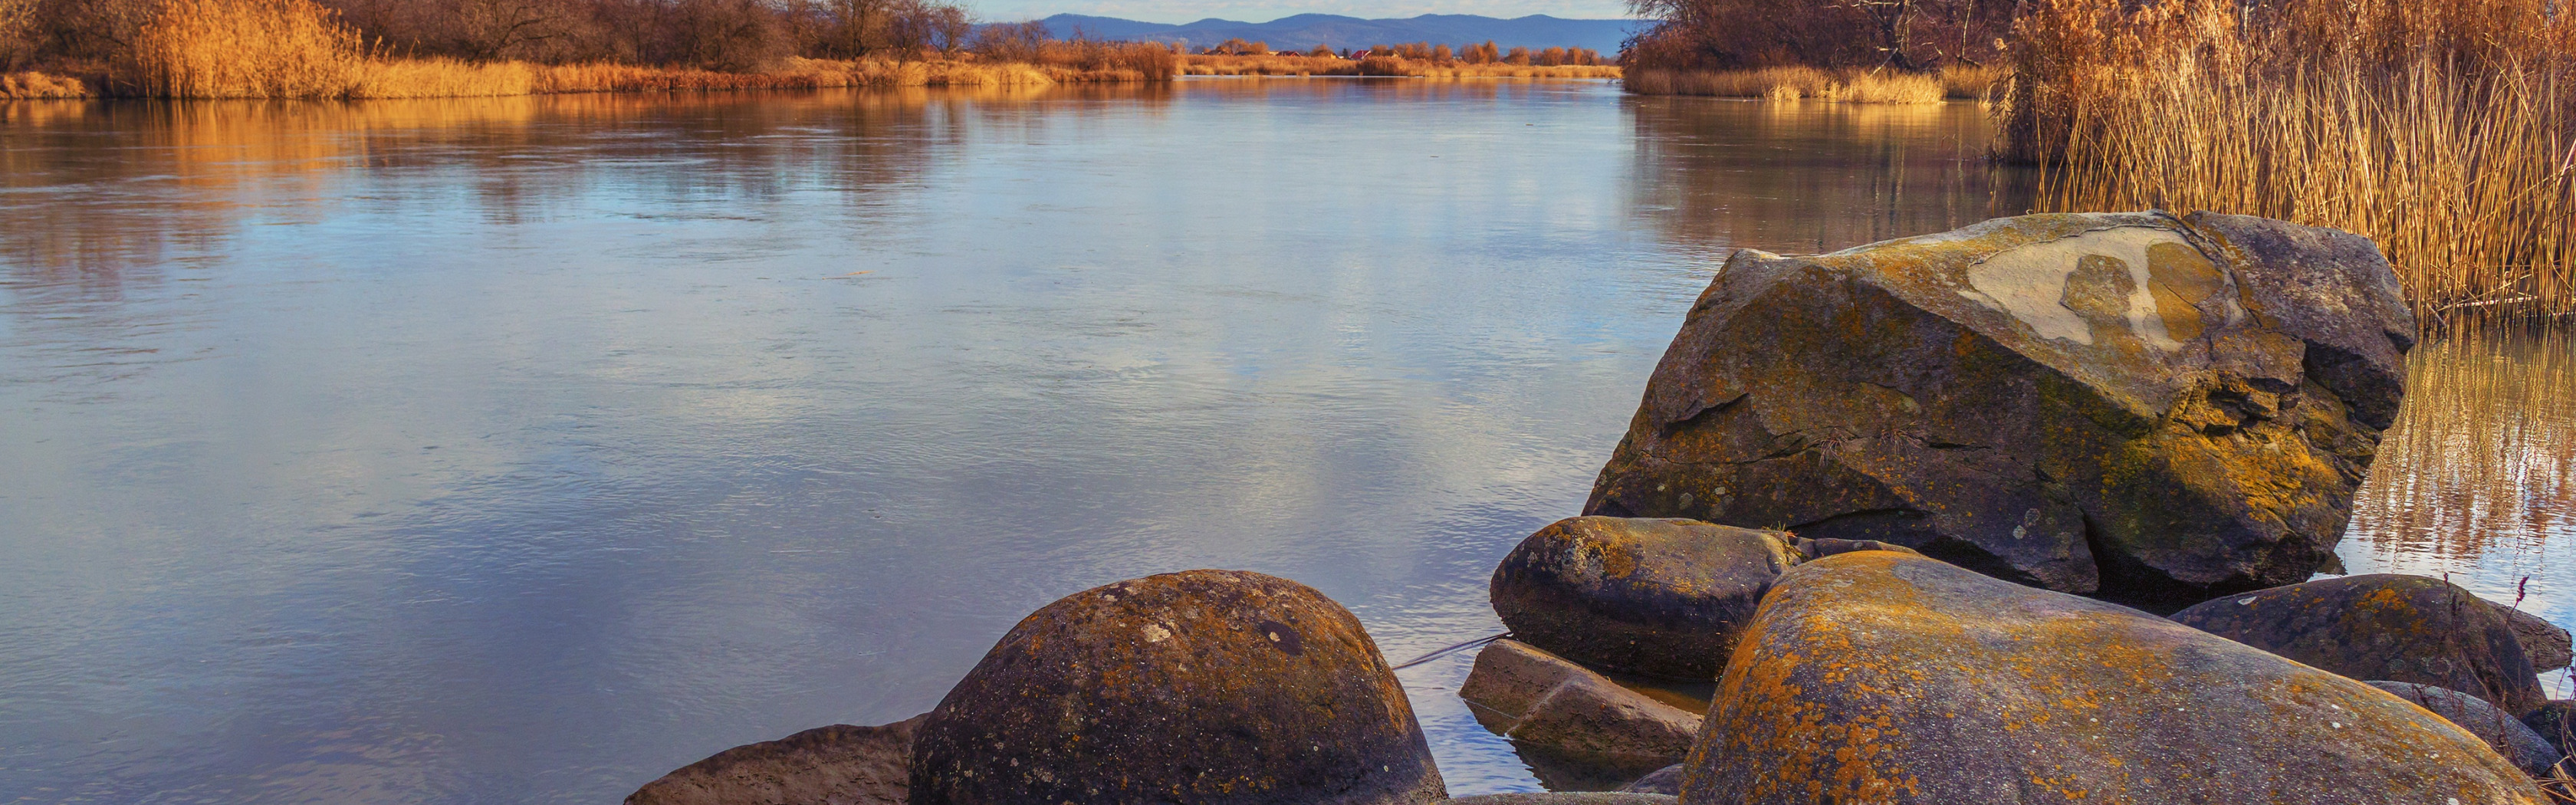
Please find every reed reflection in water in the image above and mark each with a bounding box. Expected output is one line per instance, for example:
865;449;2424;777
2347;326;2576;673
4;84;2039;803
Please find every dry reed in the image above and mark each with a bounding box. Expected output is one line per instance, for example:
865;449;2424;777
124;0;360;98
2;70;86;97
2016;2;2576;322
1625;67;1941;104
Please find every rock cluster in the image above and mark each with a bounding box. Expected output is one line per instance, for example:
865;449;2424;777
1583;211;2413;606
626;213;2573;805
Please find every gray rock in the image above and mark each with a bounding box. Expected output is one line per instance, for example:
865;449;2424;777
1614;764;1684;794
1583;211;2413;607
626;715;922;805
908;570;1446;805
2523;700;2576;756
2170;573;2548;715
1459;639;1701;777
1490;517;1798;679
1446;795;1677;805
2502;606;2573;672
2369;682;2563;776
1683;550;2543;804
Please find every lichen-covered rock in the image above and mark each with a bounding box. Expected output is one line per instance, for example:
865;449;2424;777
1490;517;1798;679
2170;573;2546;716
2369;682;2563;776
627;715;923;805
1615;764;1684;794
1684;550;2545;804
1585;211;2413;606
1458;639;1700;776
2502;606;2573;672
908;570;1445;805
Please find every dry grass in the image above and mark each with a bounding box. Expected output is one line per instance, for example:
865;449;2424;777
124;0;361;98
1940;65;1999;100
2;70;87;97
1176;54;1617;79
2010;0;2576;321
1625;67;1942;104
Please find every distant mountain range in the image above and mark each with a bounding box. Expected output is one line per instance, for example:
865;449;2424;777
1027;13;1645;54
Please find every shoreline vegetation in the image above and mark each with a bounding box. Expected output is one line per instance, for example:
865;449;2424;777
0;0;1620;98
1621;0;2576;324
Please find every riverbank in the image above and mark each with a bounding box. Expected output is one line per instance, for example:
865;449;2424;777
1622;65;1994;103
1178;54;1619;79
0;56;1166;100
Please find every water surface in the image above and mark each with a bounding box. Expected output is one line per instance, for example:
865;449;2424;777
5;81;2553;803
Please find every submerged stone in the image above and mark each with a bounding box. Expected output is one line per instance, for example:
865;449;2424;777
1585;211;2413;606
908;570;1445;805
1458;639;1700;777
2170;573;2547;716
1684;550;2543;804
626;715;923;805
1490;517;1798;679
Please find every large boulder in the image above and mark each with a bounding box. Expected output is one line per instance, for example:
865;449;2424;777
908;570;1446;805
2501;606;2573;672
1682;550;2545;804
2368;682;2563;776
1490;517;1799;679
627;715;924;805
1458;639;1701;777
1585;211;2413;606
2170;573;2547;716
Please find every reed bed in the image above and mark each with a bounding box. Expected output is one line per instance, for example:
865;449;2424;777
1624;67;1941;104
2007;0;2576;322
2;70;86;97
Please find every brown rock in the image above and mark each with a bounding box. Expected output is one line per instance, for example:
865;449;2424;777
1684;550;2545;804
1614;764;1684;794
2170;573;2547;715
627;716;922;805
1445;795;1677;805
1490;517;1798;679
2501;606;2573;672
1459;639;1700;776
1584;211;2413;607
907;570;1445;805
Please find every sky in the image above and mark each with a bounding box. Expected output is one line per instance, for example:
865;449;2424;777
968;0;1638;25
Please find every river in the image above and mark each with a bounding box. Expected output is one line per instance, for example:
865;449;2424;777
0;79;2563;803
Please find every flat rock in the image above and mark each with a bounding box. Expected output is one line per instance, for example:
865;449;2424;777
1584;211;2413;606
2171;573;2547;715
1490;517;1798;679
2370;682;2563;776
908;570;1446;805
1683;550;2544;804
626;715;923;805
1459;639;1700;776
2502;606;2573;672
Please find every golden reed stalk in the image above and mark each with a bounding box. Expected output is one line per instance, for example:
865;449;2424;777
2009;0;2576;324
1621;66;1961;103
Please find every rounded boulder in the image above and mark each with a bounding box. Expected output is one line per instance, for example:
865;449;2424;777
1490;517;1799;680
908;570;1446;805
1684;551;2545;804
2171;573;2546;715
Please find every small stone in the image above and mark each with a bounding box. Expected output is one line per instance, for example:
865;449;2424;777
2499;606;2573;672
1490;517;1798;679
1459;639;1701;777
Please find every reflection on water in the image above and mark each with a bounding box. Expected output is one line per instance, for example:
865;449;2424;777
2347;326;2576;688
5;83;2021;803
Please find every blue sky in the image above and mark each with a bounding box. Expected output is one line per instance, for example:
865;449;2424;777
970;0;1638;24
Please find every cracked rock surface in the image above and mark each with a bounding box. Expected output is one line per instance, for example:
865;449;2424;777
1585;211;2413;607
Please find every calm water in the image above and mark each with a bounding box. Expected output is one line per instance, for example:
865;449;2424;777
0;80;2558;803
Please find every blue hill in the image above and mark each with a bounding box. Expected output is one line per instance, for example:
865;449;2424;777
1027;13;1644;54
